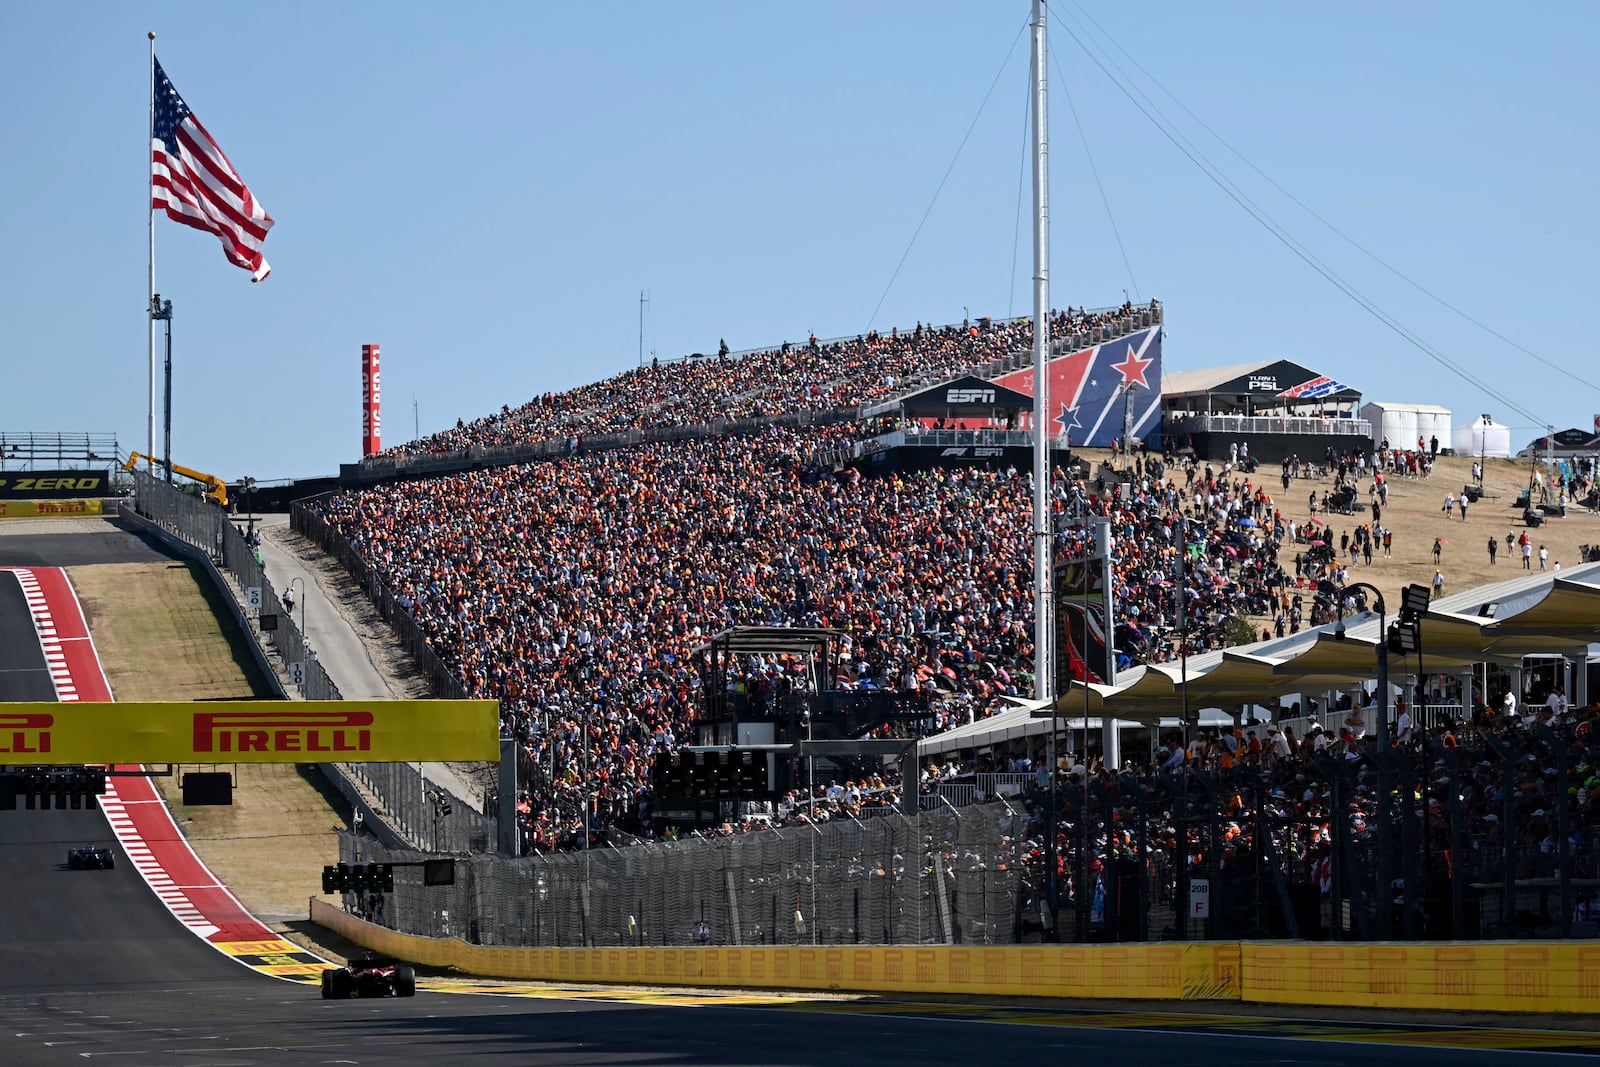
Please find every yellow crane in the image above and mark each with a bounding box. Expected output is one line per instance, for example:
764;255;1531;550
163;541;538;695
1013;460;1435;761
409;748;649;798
122;453;229;508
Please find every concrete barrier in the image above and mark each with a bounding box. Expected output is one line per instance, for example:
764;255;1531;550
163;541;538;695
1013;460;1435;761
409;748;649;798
1241;941;1600;1014
310;898;1234;999
310;899;1600;1012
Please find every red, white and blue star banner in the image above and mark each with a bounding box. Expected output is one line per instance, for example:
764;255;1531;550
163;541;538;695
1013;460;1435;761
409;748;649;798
991;326;1163;448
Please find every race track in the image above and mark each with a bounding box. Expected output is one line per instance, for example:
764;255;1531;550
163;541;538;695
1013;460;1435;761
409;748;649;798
2;523;1598;1064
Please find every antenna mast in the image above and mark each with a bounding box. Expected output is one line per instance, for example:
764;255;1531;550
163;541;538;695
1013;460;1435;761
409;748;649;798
639;290;650;367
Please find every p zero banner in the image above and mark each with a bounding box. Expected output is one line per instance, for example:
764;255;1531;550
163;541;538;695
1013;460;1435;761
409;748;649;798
0;499;105;519
0;470;112;500
0;700;499;765
361;343;382;457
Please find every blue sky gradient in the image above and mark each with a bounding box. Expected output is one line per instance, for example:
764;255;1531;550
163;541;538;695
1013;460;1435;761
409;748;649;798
3;2;1594;480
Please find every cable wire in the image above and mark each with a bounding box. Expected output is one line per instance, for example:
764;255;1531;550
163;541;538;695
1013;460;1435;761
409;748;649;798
1062;0;1594;400
1008;83;1031;320
867;19;1028;330
1046;2;1547;427
1049;48;1140;303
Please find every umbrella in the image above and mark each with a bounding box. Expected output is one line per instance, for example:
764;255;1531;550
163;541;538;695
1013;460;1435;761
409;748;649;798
1236;517;1258;527
1310;539;1327;547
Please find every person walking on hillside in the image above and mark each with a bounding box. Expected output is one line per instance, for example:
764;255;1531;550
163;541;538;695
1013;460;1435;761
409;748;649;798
1432;537;1443;565
1488;536;1498;565
1434;569;1445;596
1523;538;1533;569
1539;545;1549;571
1442;491;1455;515
1382;527;1393;558
1459;495;1469;521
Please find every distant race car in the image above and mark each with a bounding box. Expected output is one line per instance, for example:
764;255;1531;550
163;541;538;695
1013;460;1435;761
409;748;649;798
320;956;417;999
66;845;115;870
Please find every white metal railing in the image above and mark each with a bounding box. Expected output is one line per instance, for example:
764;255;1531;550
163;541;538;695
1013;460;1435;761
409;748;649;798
1165;415;1372;437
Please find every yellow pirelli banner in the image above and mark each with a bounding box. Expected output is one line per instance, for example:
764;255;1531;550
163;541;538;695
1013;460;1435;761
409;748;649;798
0;701;499;764
0;499;104;518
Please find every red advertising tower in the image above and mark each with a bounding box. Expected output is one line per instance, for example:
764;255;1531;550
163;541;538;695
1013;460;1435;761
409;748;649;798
361;344;381;456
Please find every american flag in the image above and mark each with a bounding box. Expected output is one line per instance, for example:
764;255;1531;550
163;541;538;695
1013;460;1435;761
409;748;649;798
151;58;273;281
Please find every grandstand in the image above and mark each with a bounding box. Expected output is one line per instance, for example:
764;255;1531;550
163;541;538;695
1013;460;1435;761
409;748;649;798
337;301;1162;487
297;297;1329;852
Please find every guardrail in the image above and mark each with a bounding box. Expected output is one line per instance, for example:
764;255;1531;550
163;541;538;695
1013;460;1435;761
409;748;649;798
1164;415;1372;437
307;900;1600;1014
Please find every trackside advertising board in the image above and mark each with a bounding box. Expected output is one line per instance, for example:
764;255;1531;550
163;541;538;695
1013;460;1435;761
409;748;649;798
0;499;105;518
0;701;499;764
0;470;113;500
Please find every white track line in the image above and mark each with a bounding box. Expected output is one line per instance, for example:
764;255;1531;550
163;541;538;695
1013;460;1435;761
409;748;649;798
96;781;220;939
7;567;77;700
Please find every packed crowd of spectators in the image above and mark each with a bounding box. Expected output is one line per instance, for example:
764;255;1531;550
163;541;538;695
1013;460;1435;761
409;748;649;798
380;303;1157;460
959;683;1600;940
317;408;1313;853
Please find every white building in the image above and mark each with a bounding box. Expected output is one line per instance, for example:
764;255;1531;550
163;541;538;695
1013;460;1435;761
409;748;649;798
1360;401;1453;453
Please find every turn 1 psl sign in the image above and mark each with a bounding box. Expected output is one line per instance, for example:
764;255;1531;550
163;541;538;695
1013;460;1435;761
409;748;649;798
0;701;499;765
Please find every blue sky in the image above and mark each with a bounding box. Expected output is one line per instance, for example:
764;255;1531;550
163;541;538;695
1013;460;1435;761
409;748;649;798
2;2;1595;482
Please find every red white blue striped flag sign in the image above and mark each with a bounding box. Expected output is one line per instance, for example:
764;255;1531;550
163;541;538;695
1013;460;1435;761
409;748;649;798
151;58;273;281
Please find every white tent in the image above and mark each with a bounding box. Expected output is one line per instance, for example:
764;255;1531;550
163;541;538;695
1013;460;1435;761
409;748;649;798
1452;417;1513;459
1360;401;1453;451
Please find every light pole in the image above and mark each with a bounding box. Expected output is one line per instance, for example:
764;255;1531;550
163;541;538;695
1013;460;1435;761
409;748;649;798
1479;415;1490;484
241;476;257;540
1332;583;1389;751
1334;580;1390;938
149;295;173;483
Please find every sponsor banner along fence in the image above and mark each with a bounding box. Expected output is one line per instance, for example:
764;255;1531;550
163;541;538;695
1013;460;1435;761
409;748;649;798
0;499;105;518
0;700;499;764
311;897;1235;999
0;469;114;500
311;898;1600;1013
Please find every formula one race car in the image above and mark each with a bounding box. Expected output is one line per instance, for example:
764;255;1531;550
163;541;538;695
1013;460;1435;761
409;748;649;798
320;956;417;999
66;845;115;870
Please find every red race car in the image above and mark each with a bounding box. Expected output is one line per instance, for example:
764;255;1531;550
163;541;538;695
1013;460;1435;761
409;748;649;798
319;956;417;999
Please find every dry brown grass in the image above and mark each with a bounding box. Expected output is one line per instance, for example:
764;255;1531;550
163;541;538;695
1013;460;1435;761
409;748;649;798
1254;454;1597;632
67;561;346;922
1081;449;1598;629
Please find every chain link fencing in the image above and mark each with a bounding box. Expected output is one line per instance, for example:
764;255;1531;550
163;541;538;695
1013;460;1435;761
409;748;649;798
339;801;1034;947
129;473;492;852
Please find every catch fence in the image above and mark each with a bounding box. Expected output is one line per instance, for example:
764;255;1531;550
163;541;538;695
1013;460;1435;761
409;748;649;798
129;472;491;852
341;801;1026;948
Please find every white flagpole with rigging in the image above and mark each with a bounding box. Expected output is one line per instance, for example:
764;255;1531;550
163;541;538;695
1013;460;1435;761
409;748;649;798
1030;0;1052;706
147;31;157;472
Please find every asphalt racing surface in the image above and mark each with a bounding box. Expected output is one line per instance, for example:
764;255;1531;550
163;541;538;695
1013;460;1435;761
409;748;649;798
0;569;56;701
5;528;1600;1063
0;518;180;568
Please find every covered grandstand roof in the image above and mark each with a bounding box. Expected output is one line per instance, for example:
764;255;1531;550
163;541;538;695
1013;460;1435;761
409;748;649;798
1161;358;1358;402
1041;562;1600;722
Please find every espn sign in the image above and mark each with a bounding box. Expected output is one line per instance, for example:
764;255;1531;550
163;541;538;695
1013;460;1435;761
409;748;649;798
0;712;52;755
946;387;996;404
193;709;373;755
0;701;499;764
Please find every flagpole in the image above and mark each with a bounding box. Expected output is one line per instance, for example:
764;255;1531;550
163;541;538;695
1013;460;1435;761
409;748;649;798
147;32;157;472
